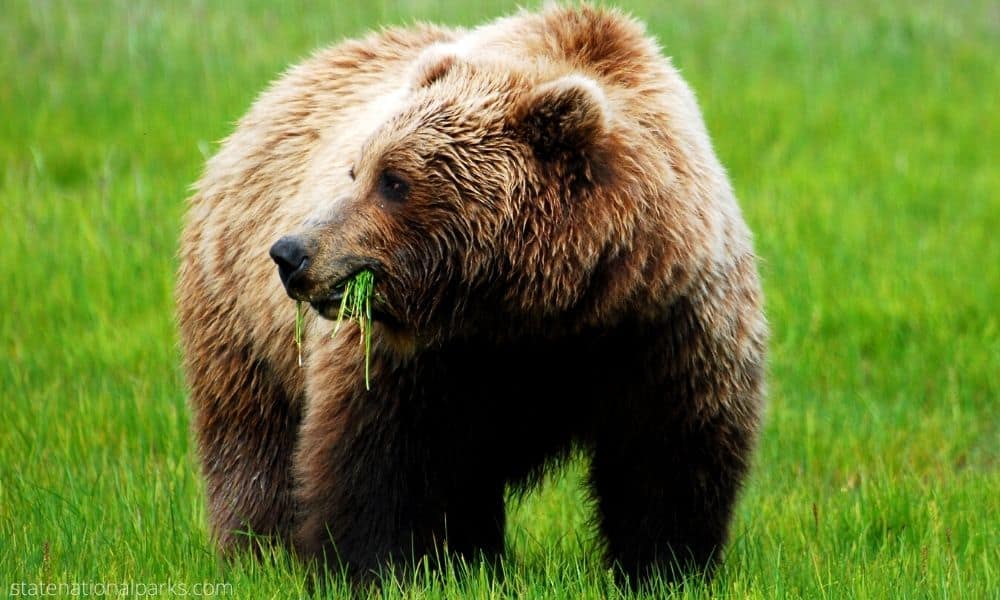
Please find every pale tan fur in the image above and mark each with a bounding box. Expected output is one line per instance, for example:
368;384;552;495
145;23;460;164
181;7;754;378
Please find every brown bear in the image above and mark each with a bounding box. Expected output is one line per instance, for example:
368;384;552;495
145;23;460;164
176;4;767;586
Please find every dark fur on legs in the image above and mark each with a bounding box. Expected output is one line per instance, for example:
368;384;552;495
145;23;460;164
591;414;754;585
288;301;763;587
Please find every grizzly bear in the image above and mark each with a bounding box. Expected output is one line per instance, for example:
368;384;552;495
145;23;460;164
176;4;767;586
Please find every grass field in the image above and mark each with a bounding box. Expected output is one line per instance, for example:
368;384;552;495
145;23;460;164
2;0;997;597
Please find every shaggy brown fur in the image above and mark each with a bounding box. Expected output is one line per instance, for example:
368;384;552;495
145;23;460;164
176;4;767;586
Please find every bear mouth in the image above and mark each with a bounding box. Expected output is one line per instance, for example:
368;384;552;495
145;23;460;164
308;267;397;326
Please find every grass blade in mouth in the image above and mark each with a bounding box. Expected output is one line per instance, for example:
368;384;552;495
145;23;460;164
331;270;375;390
291;271;375;389
294;300;304;367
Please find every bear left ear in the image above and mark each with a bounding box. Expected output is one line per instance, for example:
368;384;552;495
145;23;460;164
512;74;611;161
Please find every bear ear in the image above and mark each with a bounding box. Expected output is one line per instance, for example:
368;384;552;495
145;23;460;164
410;45;460;89
512;74;611;161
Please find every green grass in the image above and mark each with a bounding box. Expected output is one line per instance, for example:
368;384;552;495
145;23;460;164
332;269;376;390
1;0;997;597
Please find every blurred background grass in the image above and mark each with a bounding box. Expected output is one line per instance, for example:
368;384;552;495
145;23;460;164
1;1;997;597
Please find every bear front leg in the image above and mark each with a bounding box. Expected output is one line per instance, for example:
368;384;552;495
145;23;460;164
186;340;302;552
590;411;756;585
292;369;506;580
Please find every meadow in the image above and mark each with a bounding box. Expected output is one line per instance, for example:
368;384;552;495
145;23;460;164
1;0;997;597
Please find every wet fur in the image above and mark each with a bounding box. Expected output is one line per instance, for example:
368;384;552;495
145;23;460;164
177;4;767;586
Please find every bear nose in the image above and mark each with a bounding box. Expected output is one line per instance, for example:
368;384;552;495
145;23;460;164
269;235;311;290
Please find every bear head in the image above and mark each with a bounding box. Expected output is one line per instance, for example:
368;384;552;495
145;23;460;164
270;49;640;350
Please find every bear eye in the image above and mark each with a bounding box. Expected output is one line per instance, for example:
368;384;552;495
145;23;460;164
378;169;410;203
348;165;355;180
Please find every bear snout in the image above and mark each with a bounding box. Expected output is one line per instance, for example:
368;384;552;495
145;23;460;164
269;235;312;298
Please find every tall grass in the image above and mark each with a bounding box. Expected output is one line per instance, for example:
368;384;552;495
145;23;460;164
1;1;996;597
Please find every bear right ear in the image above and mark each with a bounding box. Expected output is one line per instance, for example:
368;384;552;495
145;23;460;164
410;45;460;89
511;74;611;162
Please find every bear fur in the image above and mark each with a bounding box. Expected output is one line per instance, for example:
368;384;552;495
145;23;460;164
176;4;767;585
